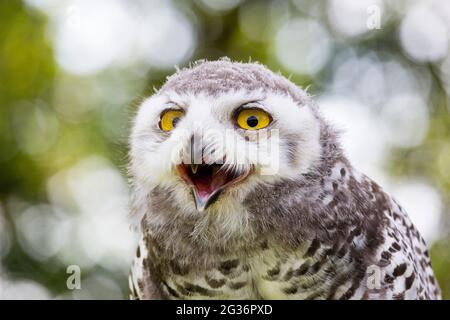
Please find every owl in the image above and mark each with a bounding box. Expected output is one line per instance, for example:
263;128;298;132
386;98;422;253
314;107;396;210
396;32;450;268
128;59;441;300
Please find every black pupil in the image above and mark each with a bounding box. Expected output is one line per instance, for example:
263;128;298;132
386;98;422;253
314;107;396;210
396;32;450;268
246;116;258;127
172;117;180;127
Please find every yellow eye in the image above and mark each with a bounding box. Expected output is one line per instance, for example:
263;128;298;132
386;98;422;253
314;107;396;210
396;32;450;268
235;108;271;130
159;109;184;132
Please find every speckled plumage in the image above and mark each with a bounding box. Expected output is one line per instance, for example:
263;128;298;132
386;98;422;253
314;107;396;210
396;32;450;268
128;59;440;300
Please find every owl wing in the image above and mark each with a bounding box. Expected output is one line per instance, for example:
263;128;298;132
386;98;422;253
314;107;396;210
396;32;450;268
374;194;441;300
129;236;163;300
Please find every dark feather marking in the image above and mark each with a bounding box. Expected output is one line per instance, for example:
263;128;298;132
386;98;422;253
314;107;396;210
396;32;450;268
309;260;323;275
205;276;226;288
182;282;217;296
219;259;239;275
294;261;310;277
393;263;407;277
326;273;353;300
170;260;189;276
228;281;247;290
137;279;145;292
136;246;141;258
163;281;180;298
260;240;268;250
405;273;415;290
337;246;347;259
332;182;338;191
304;238;320;258
283;285;298;295
283;268;294;281
381;251;392;261
384;274;394;284
266;265;280;279
339;269;365;300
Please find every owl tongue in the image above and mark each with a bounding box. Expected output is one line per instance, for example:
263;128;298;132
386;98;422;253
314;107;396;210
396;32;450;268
177;164;248;212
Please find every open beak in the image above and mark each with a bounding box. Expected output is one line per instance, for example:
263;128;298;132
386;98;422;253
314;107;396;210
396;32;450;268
177;163;251;212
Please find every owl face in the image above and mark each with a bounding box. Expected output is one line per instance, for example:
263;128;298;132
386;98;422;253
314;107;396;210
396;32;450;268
130;61;322;216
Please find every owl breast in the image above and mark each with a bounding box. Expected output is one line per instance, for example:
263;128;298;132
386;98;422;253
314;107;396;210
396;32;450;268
128;162;440;300
130;237;361;300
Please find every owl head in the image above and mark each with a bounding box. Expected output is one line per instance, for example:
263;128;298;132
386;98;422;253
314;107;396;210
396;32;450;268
130;59;325;232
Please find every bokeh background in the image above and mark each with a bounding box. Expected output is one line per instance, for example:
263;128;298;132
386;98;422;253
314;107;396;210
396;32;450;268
0;0;449;299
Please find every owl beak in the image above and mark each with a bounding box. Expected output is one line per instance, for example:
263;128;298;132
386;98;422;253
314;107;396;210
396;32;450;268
177;163;251;212
192;188;220;212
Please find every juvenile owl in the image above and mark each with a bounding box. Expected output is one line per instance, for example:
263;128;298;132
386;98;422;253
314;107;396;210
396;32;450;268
128;59;441;300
